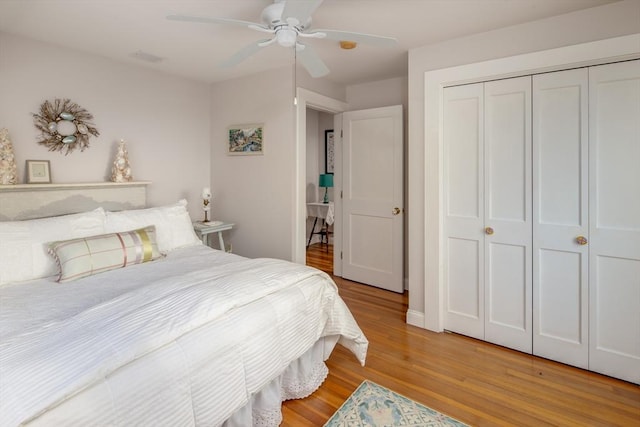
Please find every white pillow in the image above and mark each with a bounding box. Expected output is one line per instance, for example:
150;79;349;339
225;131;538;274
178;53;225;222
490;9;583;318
104;199;200;253
0;208;106;285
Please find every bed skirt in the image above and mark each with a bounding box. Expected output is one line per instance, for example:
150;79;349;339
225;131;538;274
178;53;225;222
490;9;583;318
223;336;339;426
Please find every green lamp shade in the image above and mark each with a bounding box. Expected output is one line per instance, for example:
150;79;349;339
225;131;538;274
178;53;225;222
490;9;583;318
319;174;334;188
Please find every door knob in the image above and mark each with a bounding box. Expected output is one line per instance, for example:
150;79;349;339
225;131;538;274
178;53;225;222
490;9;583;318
485;227;494;235
392;207;401;215
576;236;588;245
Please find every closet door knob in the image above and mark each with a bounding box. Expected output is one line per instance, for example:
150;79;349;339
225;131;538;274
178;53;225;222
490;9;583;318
392;207;401;215
485;227;494;235
576;236;588;245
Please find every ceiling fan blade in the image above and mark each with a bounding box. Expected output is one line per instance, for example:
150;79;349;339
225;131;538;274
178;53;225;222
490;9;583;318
296;43;329;78
312;29;397;47
219;39;272;68
281;0;324;26
167;14;270;31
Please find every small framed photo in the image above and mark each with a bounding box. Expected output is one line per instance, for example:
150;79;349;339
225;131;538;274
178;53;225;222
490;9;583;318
228;124;263;155
26;160;51;184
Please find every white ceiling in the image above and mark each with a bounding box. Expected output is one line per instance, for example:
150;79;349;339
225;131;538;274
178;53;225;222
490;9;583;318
0;0;617;86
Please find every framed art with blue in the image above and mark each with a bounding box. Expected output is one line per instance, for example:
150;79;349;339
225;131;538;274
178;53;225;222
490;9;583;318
228;124;263;155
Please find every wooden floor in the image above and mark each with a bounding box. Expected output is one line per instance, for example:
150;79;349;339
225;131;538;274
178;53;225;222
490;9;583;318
282;243;640;426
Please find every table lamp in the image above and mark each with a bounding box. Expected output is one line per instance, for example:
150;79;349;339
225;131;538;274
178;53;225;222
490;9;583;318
319;174;333;204
202;187;212;222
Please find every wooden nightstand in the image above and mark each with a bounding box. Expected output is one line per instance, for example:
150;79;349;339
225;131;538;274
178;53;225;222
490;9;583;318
193;221;234;252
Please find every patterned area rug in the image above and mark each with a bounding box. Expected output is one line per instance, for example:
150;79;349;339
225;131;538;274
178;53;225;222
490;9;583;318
324;380;468;427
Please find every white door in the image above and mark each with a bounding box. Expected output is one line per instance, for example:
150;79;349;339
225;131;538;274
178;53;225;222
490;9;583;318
444;77;532;352
532;68;590;368
588;60;640;384
341;105;403;293
443;83;485;339
483;77;532;353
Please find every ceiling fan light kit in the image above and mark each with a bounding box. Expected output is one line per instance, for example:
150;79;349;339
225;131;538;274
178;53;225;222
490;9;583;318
276;28;298;47
167;0;397;78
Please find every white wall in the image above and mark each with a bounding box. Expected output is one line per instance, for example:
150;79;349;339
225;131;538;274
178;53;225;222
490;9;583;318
407;0;640;323
0;32;211;218
306;109;320;204
210;67;298;259
346;77;407;111
0;31;344;262
317;112;334;198
305;109;334;204
297;72;346;104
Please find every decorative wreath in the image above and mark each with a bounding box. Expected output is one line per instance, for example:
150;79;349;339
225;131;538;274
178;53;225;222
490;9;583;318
32;98;99;155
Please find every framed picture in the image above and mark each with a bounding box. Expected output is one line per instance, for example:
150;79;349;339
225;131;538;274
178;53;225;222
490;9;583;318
26;160;51;184
228;124;263;155
325;129;334;174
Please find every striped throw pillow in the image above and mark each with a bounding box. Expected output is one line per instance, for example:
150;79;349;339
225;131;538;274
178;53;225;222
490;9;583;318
48;226;163;283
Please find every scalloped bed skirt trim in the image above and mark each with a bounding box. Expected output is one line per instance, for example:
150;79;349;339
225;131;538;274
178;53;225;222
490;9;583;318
222;336;338;427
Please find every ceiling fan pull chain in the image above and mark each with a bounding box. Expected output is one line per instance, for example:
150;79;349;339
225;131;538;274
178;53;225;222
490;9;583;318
293;44;298;105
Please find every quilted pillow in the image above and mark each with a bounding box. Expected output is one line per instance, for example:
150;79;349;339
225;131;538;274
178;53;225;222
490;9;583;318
0;208;106;285
105;199;200;253
48;226;163;283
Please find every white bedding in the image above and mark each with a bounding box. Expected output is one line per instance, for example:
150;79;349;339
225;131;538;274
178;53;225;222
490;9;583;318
0;245;368;426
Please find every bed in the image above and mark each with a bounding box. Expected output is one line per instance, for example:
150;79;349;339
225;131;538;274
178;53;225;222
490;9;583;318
0;185;368;426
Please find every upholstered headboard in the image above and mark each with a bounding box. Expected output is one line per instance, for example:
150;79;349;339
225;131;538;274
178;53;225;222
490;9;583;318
0;182;150;221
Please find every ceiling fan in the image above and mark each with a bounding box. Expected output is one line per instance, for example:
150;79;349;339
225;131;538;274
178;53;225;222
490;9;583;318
167;0;397;78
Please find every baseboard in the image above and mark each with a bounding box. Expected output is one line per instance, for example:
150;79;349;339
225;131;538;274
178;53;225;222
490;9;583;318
406;309;425;328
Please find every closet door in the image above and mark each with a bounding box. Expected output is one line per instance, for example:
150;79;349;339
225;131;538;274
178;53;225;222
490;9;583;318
444;77;532;353
484;77;532;353
443;83;485;340
532;68;589;368
588;60;640;384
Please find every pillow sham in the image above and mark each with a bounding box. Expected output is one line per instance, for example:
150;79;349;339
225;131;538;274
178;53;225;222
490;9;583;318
48;226;163;283
104;199;200;252
0;208;106;286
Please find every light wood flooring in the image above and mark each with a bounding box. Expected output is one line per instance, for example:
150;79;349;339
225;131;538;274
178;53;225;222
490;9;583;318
281;243;640;426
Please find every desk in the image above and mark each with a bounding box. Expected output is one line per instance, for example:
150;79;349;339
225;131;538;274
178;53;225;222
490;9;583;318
306;202;334;249
193;221;234;252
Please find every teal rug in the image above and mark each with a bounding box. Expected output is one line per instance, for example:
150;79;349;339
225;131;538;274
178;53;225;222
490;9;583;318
324;380;468;427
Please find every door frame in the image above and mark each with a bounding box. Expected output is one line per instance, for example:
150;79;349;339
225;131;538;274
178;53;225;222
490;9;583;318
294;88;347;268
420;34;640;332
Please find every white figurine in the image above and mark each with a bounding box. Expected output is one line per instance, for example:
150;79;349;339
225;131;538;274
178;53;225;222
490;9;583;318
0;128;18;185
111;139;132;182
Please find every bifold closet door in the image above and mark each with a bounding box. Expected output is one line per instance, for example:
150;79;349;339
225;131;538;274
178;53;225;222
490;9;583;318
443;77;532;354
444;60;639;383
484;76;532;353
443;83;485;340
588;60;640;384
483;77;532;353
532;68;589;369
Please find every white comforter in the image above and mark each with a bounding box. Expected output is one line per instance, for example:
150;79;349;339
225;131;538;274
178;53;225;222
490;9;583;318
0;245;367;426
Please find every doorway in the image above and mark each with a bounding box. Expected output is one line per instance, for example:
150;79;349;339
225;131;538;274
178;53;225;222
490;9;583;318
293;88;347;271
294;89;404;294
305;108;335;273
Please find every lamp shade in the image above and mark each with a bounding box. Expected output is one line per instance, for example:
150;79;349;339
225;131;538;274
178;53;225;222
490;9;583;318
319;174;334;188
202;187;211;200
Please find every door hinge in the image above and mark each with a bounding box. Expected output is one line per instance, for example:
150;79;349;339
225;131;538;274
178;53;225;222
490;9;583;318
340;129;343;138
340;251;343;260
340;190;343;199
